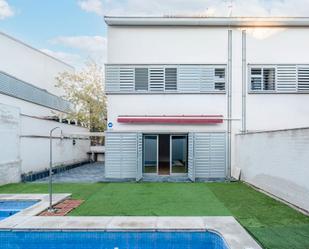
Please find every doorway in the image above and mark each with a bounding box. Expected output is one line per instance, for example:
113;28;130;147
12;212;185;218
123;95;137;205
159;134;170;175
143;134;188;176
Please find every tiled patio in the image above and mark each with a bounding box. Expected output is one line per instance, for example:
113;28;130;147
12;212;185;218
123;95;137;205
36;162;105;183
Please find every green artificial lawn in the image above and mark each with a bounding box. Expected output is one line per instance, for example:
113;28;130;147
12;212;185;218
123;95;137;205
0;182;309;249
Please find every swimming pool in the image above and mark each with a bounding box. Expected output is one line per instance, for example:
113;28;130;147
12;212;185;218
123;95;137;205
0;200;38;221
0;231;229;249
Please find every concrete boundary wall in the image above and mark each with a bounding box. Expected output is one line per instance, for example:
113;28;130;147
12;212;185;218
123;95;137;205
236;128;309;212
0;101;90;185
20;114;90;174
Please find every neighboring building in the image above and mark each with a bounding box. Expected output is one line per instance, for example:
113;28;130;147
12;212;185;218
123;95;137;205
0;32;90;185
104;17;309;181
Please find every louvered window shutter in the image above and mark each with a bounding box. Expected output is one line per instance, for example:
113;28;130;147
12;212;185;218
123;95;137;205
178;66;201;92
105;64;226;93
297;66;309;92
119;67;134;92
149;67;164;92
135;68;148;91
200;67;214;92
276;65;297;92
165;67;177;91
105;66;120;92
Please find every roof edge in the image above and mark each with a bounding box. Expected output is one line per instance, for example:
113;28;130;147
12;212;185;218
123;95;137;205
104;16;309;27
0;31;75;70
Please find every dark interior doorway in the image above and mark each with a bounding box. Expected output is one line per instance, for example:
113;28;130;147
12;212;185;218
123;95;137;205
158;134;170;175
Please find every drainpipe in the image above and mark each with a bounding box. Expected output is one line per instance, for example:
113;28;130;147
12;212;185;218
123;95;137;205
227;30;232;179
241;30;247;133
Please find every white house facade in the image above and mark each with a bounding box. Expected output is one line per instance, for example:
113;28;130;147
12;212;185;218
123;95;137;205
104;17;309;181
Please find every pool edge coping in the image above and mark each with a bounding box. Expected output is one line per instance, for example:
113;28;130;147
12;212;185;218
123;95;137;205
0;213;262;249
0;194;71;228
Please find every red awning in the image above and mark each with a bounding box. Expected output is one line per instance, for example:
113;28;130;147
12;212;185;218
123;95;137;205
117;115;223;124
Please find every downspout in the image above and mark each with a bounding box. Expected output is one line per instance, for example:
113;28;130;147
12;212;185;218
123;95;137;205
242;30;247;133
227;30;232;179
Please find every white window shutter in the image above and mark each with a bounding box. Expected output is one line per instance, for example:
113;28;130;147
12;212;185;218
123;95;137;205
149;67;164;92
105;66;120;92
200;66;215;92
178;66;203;92
119;67;134;92
276;65;297;92
297;66;309;92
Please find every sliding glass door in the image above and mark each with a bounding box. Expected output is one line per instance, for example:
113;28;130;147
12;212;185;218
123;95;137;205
170;135;188;174
143;135;158;174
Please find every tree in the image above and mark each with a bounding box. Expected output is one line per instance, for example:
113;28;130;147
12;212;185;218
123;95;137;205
55;61;107;136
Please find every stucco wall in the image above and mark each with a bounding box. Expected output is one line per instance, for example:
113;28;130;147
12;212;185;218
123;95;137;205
20;115;90;174
246;28;309;131
0;103;21;185
107;94;227;132
0;32;90;181
0;95;90;180
107;27;228;64
236;128;309;212
0;32;73;96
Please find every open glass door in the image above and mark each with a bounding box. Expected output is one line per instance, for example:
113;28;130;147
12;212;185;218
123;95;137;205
143;135;158;174
170;135;188;175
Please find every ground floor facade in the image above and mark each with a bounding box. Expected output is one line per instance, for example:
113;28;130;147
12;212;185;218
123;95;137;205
105;131;226;181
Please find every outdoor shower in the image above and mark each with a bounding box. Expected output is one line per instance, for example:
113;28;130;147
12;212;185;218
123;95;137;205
48;127;63;212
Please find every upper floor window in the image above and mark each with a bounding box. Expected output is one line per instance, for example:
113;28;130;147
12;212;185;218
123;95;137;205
249;64;309;93
250;67;275;91
105;64;227;94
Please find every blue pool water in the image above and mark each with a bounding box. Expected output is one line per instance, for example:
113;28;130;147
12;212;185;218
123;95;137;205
0;231;229;249
0;200;38;221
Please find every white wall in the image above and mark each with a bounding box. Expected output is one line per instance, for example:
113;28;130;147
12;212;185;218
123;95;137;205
107;26;229;133
236;128;309;212
246;28;309;64
0;103;21;185
0;93;62;117
108;27;228;64
0;32;91;183
245;28;309;131
107;26;309;133
21;137;89;174
20;115;90;174
0;32;74;96
107;94;227;132
0;97;90;176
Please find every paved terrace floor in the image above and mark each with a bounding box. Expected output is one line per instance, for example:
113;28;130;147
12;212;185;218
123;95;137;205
36;162;105;183
35;162;192;183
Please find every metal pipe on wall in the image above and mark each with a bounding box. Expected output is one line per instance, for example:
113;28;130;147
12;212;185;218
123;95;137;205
242;30;247;133
227;29;232;179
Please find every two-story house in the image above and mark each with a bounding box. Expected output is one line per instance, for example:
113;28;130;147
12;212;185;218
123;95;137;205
104;17;309;181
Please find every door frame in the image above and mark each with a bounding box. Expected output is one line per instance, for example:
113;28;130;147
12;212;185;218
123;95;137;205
169;134;188;176
143;134;159;175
